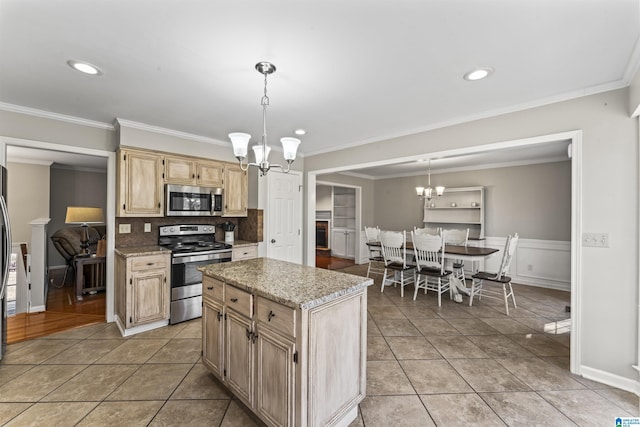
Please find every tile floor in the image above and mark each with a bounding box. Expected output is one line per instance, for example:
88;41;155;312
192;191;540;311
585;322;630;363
0;264;637;426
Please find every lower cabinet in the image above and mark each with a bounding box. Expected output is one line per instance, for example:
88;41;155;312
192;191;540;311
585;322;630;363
115;251;171;335
202;275;366;427
331;228;356;259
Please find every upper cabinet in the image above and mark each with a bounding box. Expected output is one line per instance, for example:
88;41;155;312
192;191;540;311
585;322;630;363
223;164;248;217
117;148;164;217
164;155;224;187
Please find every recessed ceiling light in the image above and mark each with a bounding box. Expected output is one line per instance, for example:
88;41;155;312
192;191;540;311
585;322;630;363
67;60;103;76
294;129;306;135
463;67;493;81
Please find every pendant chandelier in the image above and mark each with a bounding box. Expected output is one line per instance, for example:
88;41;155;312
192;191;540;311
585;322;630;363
416;159;445;201
228;62;301;176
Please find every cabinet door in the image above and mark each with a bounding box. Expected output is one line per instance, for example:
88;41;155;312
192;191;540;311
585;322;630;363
197;160;224;187
226;310;254;406
203;299;224;379
164;156;196;184
345;230;356;258
331;229;346;257
255;327;295;427
223;164;248;217
118;149;163;216
129;269;168;326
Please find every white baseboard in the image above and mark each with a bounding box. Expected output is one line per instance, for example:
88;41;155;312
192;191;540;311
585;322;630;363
29;305;45;313
580;365;640;396
115;315;169;337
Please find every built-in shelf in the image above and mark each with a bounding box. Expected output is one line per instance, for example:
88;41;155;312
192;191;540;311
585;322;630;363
424;186;484;238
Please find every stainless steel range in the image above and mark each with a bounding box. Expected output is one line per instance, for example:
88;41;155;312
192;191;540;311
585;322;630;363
159;224;232;324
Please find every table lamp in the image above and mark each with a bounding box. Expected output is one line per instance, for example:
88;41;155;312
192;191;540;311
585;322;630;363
65;206;105;256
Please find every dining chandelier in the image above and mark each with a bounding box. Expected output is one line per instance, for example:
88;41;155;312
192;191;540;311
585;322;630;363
416;159;445;201
228;62;301;176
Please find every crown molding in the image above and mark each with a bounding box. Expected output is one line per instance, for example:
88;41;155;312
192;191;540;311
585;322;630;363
7;157;53;167
0;102;114;130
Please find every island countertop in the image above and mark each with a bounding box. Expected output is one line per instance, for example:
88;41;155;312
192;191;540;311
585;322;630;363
198;257;373;309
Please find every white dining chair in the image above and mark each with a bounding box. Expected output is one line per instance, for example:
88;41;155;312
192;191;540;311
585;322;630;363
364;226;384;278
443;228;469;282
379;230;415;297
468;233;519;315
413;226;440;236
411;230;452;306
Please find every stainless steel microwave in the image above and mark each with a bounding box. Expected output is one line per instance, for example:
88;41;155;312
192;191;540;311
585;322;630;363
165;184;224;216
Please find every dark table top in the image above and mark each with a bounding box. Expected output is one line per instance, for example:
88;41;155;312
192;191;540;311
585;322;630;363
367;241;498;257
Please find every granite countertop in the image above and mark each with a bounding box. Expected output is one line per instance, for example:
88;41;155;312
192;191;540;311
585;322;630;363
232;240;258;248
199;257;373;310
114;246;170;257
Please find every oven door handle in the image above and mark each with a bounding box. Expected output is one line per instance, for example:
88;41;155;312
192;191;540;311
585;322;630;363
172;252;232;264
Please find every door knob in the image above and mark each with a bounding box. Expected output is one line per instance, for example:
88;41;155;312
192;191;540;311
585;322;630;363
271;239;276;243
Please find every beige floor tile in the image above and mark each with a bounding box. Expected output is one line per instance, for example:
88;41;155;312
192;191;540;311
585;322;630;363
496;357;585;391
4;402;97;427
466;334;535;358
0;365;33;387
173;319;202;338
0;339;80;364
410;318;462;336
149;399;228;426
147;338;201;363
360;395;435;427
171;363;231;399
367;336;395;361
400;359;473;394
366;360;415;395
43;322;109;339
220;400;259;426
397;305;440;319
427;335;489;359
480;318;537;334
77;401;164;427
368;305;407;320
465;305;504;318
431;305;476;318
42;365;138;402
0;364;86;402
447;318;500;335
43;339;123;364
376;319;421;336
448;359;530;392
594;388;640;416
96;338;169;364
86;323;127;339
506;333;570;357
421;393;506;426
0;403;31;425
386;336;441;360
540;389;634;424
481;391;575;426
107;363;192;401
130;322;187;339
367;318;382;336
512;316;552;331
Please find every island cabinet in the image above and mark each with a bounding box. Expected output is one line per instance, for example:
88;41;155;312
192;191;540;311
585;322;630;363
117;148;164;217
200;258;373;427
114;248;171;336
164;155;225;187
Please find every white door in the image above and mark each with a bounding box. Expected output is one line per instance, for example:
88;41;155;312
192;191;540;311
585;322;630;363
266;171;302;264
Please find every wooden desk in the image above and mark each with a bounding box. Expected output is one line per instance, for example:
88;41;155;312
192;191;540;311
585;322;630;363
75;255;106;301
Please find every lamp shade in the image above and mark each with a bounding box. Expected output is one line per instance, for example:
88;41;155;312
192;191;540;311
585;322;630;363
280;137;301;161
65;206;105;224
229;133;251;158
252;144;271;164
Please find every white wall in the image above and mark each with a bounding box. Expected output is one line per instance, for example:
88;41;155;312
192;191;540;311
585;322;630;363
7;162;50;243
316;185;332;210
306;88;638;387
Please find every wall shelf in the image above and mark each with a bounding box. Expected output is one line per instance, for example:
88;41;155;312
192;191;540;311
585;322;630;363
423;186;484;238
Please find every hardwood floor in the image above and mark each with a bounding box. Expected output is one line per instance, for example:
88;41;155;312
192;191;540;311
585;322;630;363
6;267;105;344
316;255;355;270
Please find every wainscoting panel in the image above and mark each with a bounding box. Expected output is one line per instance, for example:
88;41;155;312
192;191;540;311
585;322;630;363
483;236;571;291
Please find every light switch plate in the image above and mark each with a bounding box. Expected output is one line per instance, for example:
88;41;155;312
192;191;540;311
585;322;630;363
582;232;609;248
119;223;131;234
144;223;151;233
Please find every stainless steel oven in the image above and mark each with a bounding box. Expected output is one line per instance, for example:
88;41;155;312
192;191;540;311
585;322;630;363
165;184;224;216
159;225;232;324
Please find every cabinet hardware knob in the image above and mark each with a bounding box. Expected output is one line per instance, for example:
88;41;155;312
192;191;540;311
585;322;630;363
246;329;251;340
267;311;275;321
207;286;213;290
231;297;238;303
271;239;276;243
147;262;154;266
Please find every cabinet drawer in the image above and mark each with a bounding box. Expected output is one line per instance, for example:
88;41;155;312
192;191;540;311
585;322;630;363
256;297;296;338
203;276;224;302
225;285;253;318
129;254;169;271
232;245;258;261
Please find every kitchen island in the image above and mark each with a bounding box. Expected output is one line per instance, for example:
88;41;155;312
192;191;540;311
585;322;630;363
199;257;373;427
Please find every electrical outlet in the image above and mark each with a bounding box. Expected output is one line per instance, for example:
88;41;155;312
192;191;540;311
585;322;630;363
582;232;609;248
144;223;151;233
119;223;131;234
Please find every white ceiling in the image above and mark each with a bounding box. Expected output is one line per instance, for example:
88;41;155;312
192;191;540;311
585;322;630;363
1;1;638;175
